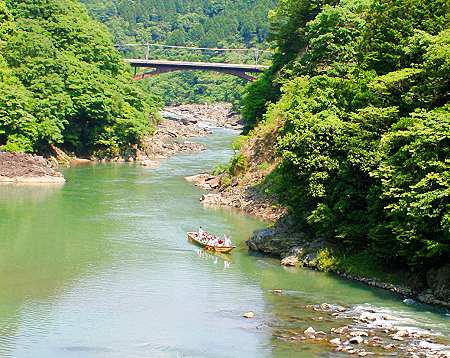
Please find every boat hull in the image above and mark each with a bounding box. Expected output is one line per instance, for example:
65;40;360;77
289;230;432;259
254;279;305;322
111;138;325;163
187;232;235;253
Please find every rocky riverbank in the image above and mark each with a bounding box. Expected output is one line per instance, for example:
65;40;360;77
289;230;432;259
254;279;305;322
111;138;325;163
269;298;450;358
185;172;285;221
138;117;209;167
137;103;241;167
0;151;65;184
247;222;450;309
185;122;286;221
163;103;243;129
185;118;450;310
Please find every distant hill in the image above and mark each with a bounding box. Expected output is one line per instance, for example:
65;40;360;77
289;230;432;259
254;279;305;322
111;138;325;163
80;0;277;105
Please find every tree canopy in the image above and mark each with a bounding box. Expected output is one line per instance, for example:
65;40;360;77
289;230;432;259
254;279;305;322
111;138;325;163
240;0;449;269
0;0;159;156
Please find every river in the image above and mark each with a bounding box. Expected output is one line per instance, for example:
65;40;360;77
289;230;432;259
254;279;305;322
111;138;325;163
0;128;448;357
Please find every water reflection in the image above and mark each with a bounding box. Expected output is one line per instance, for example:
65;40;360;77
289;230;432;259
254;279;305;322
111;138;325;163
0;183;63;204
194;247;232;269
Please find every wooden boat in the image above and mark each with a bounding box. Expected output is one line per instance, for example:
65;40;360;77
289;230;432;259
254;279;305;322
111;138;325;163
187;232;236;253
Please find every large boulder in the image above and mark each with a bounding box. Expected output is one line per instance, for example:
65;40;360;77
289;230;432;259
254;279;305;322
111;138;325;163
246;227;308;257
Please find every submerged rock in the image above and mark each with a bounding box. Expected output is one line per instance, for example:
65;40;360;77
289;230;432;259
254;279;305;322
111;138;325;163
141;160;160;168
350;331;369;337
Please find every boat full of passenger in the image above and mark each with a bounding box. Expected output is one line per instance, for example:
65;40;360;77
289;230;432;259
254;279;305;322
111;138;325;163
187;229;235;253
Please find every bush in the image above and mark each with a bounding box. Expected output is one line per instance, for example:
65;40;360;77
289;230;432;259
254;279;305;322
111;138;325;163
312;248;339;272
229;153;249;176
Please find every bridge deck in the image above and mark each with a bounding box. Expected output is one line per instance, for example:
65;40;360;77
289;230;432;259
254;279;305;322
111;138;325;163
124;59;268;72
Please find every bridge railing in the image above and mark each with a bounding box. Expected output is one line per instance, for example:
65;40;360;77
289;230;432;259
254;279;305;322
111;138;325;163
115;43;272;66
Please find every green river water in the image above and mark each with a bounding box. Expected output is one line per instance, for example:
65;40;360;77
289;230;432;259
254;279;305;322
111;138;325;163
0;128;448;358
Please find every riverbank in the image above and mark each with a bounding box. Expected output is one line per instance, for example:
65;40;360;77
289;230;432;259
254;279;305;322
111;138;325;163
247;221;450;309
163;103;243;129
137;103;240;167
185;120;450;310
137;117;209;167
189;169;450;309
185;121;286;221
0;151;65;184
271;298;450;358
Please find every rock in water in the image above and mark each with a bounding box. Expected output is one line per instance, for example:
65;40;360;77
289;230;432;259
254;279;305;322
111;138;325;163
349;336;364;344
243;311;255;319
141;160;160;168
330;338;341;346
350;331;369;337
304;327;316;335
281;255;299;266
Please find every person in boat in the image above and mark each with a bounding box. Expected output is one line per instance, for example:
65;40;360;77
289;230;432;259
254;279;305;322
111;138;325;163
223;234;232;247
208;235;218;247
198;226;204;238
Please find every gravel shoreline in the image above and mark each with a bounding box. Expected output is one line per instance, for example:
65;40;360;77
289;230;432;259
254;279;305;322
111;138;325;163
137;103;242;167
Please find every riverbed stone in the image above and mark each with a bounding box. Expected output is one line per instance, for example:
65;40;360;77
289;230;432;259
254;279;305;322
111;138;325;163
360;312;378;321
350;331;369;337
243;311;255;318
330;338;341;346
281;255;299;266
331;326;349;334
141;160;160;168
391;330;409;341
349;336;364;344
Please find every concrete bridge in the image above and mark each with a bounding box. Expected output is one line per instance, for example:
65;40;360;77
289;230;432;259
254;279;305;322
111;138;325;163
124;59;269;81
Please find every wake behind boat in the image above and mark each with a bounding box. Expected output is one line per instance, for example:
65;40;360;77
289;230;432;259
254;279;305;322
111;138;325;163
187;230;235;253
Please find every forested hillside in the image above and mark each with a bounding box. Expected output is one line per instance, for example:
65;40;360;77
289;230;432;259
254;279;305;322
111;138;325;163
0;0;158;155
233;0;449;280
81;0;276;105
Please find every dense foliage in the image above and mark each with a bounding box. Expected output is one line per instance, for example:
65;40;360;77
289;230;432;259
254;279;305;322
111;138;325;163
81;0;276;105
0;0;159;155
241;0;449;270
